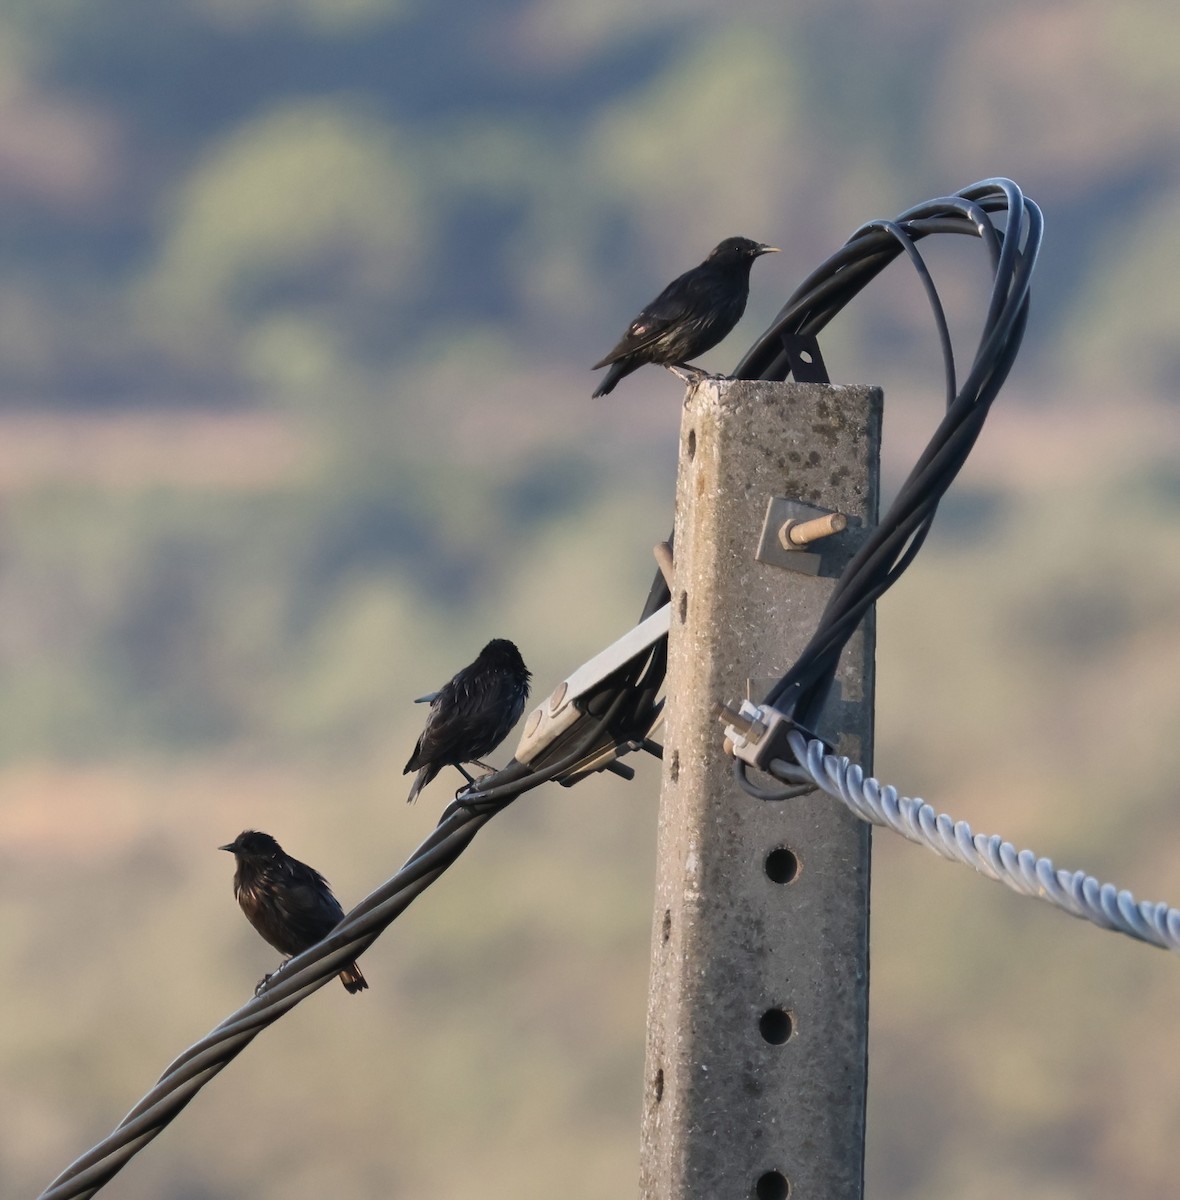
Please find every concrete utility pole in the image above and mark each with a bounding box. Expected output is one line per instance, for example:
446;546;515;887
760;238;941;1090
640;379;881;1200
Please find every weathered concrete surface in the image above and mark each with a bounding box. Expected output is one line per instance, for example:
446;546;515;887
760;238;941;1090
639;380;882;1200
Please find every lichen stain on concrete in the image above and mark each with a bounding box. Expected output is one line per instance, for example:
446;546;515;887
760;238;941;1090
775;473;805;501
694;465;712;500
810;420;842;449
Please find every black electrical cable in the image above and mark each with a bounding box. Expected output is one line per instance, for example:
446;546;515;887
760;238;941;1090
39;576;668;1200
38;666;658;1200
730;178;1041;799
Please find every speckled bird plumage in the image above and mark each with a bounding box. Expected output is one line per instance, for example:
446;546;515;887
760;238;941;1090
404;638;531;803
592;236;778;397
220;830;367;994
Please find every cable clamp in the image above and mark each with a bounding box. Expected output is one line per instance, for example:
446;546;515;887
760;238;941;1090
716;700;824;770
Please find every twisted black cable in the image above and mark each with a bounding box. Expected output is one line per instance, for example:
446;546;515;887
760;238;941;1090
38;634;663;1200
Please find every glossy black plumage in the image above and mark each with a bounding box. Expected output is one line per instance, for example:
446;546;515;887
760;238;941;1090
592;236;779;397
220;830;367;995
404;637;531;803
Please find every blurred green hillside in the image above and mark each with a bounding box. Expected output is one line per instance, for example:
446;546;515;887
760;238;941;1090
2;2;1180;1199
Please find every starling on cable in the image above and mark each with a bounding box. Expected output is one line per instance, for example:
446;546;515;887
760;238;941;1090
592;236;779;397
404;638;531;803
220;830;368;995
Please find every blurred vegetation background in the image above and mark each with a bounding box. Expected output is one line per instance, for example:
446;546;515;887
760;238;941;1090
2;1;1179;1197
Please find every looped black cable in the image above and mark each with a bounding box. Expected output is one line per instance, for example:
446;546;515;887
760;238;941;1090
730;177;1042;799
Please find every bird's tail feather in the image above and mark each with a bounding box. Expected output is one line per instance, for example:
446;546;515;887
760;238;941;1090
592;361;626;397
406;764;432;804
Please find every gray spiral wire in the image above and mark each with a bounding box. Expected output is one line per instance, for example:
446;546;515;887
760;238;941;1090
787;731;1180;952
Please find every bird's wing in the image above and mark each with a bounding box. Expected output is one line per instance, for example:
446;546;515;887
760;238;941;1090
592;269;715;367
404;679;449;771
280;869;345;945
406;667;501;770
404;682;455;771
404;711;435;772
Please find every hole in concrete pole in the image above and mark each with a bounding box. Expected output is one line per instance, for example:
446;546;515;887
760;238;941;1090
754;1170;790;1200
661;908;671;944
669;749;679;782
653;1068;664;1103
759;1008;794;1045
677;591;688;623
686;428;696;459
764;847;799;884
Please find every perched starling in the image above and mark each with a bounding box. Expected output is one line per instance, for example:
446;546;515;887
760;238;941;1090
404;638;531;803
220;830;368;995
592;236;779;397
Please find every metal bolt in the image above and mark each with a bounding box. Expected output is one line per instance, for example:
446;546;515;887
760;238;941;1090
715;702;766;743
779;511;847;549
653;541;675;589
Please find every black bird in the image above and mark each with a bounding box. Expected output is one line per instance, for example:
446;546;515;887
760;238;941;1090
404;638;531;803
220;830;368;995
592;236;779;397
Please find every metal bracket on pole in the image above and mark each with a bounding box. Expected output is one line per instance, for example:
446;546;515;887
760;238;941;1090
513;601;670;767
779;332;830;384
755;496;858;577
640;378;881;1200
